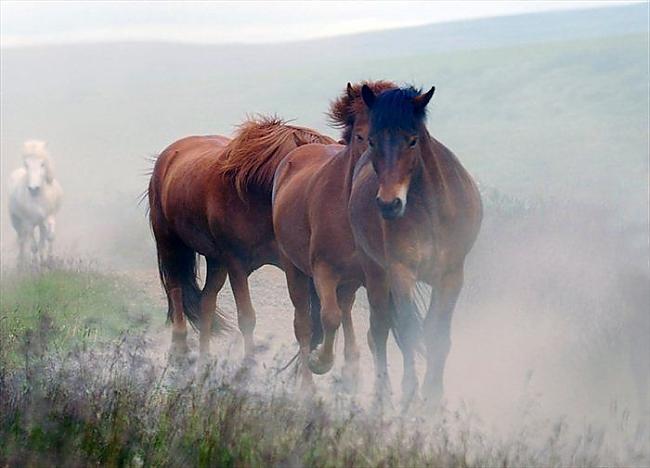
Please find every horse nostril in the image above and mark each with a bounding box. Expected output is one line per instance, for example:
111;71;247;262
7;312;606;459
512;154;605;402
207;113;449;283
391;198;402;209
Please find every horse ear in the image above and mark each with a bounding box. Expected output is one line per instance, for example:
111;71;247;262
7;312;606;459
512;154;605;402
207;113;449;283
346;82;354;100
361;84;376;109
413;86;435;112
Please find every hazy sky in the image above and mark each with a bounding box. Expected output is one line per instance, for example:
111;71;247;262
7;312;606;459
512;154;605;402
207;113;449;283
0;1;639;47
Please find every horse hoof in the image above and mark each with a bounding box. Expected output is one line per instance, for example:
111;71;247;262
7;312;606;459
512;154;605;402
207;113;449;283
401;392;422;415
197;352;215;369
308;349;333;375
371;393;394;416
341;363;361;394
168;345;190;367
242;353;257;369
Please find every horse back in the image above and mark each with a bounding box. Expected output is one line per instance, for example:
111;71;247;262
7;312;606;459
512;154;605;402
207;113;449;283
152;135;229;207
149;135;230;253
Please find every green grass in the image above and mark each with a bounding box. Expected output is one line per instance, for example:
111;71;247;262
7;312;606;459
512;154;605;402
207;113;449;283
0;263;156;365
0;262;647;466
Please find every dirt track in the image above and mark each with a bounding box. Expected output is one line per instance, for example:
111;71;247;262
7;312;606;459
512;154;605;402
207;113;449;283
126;265;411;402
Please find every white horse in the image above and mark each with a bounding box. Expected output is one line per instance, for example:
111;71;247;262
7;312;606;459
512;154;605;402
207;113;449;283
8;140;63;268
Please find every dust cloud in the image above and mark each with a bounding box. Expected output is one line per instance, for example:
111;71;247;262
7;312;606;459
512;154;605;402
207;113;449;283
1;8;648;461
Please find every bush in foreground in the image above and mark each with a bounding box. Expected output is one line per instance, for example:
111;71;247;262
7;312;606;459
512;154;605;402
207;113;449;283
0;267;647;467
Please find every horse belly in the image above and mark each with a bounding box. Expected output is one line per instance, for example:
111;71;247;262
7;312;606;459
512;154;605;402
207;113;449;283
219;199;278;267
273;176;313;274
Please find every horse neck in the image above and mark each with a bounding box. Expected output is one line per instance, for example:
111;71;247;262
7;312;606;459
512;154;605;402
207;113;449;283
416;128;459;216
342;142;367;196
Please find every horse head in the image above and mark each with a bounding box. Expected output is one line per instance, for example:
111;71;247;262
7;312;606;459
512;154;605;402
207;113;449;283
361;85;435;219
22;140;53;196
327;80;398;156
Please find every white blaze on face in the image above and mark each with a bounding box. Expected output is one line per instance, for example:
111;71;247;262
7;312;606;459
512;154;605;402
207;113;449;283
394;182;408;208
24;156;45;191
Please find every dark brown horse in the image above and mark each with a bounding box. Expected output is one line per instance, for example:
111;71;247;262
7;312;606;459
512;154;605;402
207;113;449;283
349;85;482;406
148;118;335;359
272;81;397;388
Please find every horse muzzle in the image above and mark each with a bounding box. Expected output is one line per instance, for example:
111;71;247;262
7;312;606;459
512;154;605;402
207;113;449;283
376;196;405;220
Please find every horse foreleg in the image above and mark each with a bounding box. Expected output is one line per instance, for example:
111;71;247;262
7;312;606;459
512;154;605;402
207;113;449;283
282;258;314;390
198;260;227;357
16;231;27;269
227;258;256;358
45;216;56;262
29;227;38;269
339;285;360;393
389;263;421;409
422;267;464;407
38;222;48;267
308;264;341;375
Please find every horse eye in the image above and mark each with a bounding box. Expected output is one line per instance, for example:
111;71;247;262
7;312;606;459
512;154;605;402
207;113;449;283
368;138;374;148
356;134;364;142
409;138;418;148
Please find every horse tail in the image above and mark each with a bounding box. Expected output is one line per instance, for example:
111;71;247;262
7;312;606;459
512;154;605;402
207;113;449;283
389;282;430;356
309;278;324;350
157;245;200;329
148;157;231;336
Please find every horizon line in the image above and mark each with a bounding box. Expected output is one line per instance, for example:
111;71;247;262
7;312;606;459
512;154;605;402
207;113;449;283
1;2;644;50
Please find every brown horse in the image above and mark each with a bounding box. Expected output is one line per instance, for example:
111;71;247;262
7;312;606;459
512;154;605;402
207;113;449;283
148;117;335;359
349;85;482;406
272;81;397;389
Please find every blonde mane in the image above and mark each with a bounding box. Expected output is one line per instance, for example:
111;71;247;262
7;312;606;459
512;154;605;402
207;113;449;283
218;116;335;199
21;139;54;183
22;140;50;161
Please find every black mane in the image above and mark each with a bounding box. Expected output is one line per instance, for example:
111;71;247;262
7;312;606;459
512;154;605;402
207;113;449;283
369;87;428;132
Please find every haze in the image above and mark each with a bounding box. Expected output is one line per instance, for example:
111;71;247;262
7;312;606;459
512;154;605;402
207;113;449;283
0;0;636;47
0;2;648;463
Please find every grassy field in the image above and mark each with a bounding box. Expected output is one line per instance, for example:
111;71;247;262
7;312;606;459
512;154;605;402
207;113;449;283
1;265;647;467
0;4;648;465
0;262;157;365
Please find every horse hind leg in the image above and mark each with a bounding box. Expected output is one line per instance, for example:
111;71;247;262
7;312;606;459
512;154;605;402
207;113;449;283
227;257;256;358
339;285;361;393
155;239;199;359
198;259;227;358
282;257;314;390
422;267;464;408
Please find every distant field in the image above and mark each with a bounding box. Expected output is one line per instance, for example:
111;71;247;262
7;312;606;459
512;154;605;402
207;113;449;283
1;5;648;266
0;6;648;464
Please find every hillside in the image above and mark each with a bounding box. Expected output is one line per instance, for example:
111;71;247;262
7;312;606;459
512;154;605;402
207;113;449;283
1;4;648;265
